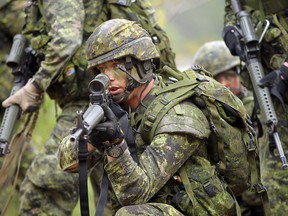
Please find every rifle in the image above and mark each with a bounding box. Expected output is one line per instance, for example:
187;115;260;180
0;34;42;157
229;0;288;168
69;73;111;142
69;73;110;216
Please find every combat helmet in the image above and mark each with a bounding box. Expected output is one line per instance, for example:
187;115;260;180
192;40;241;77
86;18;159;80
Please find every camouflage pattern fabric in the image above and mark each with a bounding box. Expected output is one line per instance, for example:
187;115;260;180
58;79;238;215
238;89;265;216
19;101;88;215
20;0;176;215
86;19;160;68
115;203;184;216
193;40;264;215
224;1;288;215
237;85;254;117
192;40;241;77
0;1;36;214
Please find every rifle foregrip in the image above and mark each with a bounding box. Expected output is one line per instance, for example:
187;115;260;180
0;85;22;156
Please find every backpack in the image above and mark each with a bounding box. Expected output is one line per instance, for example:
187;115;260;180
139;65;266;197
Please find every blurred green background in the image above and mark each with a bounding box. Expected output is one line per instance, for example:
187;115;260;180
4;0;225;215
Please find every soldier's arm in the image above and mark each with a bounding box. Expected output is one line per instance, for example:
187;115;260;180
224;0;236;27
32;0;85;91
104;133;203;206
104;101;210;205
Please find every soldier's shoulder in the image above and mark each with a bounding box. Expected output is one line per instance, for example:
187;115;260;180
155;100;210;139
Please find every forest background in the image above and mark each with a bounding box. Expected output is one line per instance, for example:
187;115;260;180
5;0;225;215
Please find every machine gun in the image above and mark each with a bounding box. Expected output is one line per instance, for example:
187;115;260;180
227;0;288;168
0;34;42;157
69;73;110;216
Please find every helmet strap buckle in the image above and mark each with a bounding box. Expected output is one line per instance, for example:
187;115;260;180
125;56;133;70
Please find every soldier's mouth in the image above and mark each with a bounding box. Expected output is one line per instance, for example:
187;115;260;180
109;87;121;95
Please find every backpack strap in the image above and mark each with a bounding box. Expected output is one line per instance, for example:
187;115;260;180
178;165;196;215
140;68;200;143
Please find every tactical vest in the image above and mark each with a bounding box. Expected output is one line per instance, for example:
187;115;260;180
22;0;176;107
139;66;268;203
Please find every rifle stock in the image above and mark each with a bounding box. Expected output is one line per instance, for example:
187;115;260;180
231;0;288;168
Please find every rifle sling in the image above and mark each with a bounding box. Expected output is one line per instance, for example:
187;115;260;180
95;170;109;216
78;138;90;216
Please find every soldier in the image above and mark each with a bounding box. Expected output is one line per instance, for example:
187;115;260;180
0;0;36;214
223;0;288;215
57;18;255;215
192;40;254;117
192;40;264;216
1;1;176;215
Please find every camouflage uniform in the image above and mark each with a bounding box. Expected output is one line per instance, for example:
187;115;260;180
19;0;176;215
58;19;242;216
224;1;288;215
0;0;36;213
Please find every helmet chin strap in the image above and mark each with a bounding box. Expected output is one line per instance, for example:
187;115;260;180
112;91;130;103
114;57;154;103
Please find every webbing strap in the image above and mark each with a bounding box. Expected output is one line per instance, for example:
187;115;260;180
225;185;242;216
206;99;227;173
141;83;198;143
36;0;47;27
155;79;197;95
78;138;90;216
95;170;109;216
272;14;288;53
178;166;196;215
243;132;258;186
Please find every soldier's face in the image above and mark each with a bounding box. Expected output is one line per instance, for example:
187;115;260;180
96;60;128;97
216;71;242;96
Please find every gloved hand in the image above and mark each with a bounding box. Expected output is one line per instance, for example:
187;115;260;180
258;65;288;103
2;78;43;113
88;104;124;148
222;26;245;61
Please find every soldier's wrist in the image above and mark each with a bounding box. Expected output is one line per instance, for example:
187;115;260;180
30;78;43;92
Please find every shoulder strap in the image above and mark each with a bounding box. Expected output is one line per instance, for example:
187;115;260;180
140;67;200;143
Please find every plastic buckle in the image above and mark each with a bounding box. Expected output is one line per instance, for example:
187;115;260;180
160;97;170;105
203;180;216;197
253;182;266;194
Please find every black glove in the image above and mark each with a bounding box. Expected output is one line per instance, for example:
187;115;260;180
88;104;124;148
222;26;245;61
258;65;288;105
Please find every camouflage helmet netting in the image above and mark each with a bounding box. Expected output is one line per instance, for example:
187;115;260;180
192;40;241;77
86;19;160;69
